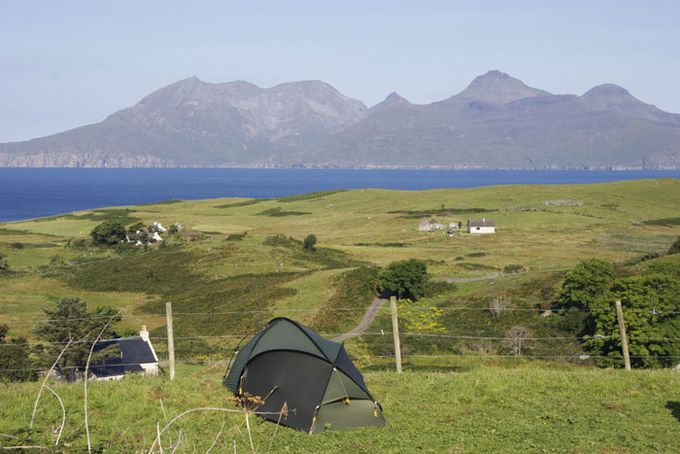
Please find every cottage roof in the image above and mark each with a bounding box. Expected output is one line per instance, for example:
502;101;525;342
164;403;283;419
468;218;496;227
90;336;157;377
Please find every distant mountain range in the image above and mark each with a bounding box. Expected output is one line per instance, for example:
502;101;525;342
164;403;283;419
2;70;680;169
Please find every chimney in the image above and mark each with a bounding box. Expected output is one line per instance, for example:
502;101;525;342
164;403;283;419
140;325;150;342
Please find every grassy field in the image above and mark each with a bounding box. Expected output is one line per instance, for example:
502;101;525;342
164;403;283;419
1;179;679;356
1;363;679;452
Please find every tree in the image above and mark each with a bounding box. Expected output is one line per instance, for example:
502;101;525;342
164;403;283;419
556;259;614;309
0;250;8;271
90;221;127;246
33;297;121;380
0;324;36;382
583;273;680;368
501;326;534;356
303;234;317;251
669;237;680;255
377;259;428;300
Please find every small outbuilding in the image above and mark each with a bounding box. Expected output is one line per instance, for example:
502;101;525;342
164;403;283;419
467;218;496;234
224;317;386;434
418;218;444;232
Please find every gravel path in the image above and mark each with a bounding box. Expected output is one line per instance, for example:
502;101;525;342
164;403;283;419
332;297;387;342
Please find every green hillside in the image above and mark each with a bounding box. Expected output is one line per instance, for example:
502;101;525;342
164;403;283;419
1;179;679;358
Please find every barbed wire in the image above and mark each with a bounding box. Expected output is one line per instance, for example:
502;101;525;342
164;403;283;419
6;330;680;349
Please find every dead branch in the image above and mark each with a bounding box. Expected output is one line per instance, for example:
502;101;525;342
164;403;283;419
1;446;49;451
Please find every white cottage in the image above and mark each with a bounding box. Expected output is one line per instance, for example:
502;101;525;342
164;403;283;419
467;218;496;234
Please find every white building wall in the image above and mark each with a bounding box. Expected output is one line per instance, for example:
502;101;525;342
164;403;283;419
468;226;496;234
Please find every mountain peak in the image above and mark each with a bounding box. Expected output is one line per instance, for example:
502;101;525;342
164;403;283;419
450;70;550;104
369;91;411;113
582;83;632;99
385;91;407;103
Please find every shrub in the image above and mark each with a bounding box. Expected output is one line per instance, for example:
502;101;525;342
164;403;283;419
303;234;317;251
0;324;36;382
33;297;121;380
501;326;534;356
377;259;428;300
0;251;8;271
66;238;87;249
556;259;614;309
504;264;526;274
583;274;680;368
488;294;511;317
91;221;127;246
669;237;680;255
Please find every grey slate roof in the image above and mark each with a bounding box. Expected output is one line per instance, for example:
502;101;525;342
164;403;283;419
90;336;157;378
468;218;496;227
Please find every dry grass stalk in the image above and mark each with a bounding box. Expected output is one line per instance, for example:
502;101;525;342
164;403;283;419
30;335;73;429
84;312;120;454
205;417;226;453
266;402;288;454
44;384;66;446
146;406;281;454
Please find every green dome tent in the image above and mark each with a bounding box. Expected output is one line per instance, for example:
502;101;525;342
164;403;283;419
224;317;386;434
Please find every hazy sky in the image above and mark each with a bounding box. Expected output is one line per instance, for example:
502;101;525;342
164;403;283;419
1;0;679;142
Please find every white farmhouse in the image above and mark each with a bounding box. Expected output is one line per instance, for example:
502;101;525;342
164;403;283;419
467;218;496;234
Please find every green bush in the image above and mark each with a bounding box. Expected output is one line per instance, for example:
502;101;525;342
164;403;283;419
504;264;526;274
583;274;680;368
33;297;121;380
91;221;127;246
377;259;428;300
669;237;680;255
303;234;317;251
556;259;614;309
0;324;36;382
0;251;8;271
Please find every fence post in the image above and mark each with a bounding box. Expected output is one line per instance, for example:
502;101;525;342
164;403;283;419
166;301;176;380
389;296;403;373
614;300;631;371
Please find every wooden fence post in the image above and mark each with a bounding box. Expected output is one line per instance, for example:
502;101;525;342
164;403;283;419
615;300;631;371
166;301;176;380
389;296;403;373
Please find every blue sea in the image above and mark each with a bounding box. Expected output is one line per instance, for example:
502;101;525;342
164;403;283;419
1;168;679;222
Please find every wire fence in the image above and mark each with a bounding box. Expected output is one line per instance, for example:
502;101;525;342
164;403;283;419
3;301;680;373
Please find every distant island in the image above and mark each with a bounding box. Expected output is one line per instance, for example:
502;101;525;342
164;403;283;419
1;70;679;169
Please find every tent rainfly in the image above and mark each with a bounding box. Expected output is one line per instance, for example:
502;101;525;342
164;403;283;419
224;317;386;434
